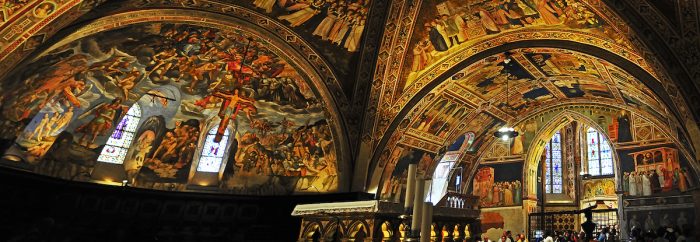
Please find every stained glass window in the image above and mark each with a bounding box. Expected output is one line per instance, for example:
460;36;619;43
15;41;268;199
545;131;563;194
196;125;230;172
586;127;614;176
97;103;141;164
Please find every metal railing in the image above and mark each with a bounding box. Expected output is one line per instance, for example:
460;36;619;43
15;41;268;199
528;208;618;239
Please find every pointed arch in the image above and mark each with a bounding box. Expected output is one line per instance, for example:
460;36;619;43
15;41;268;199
302;222;323;242
520;110;623;198
543;130;563;194
584;127;615;176
323;220;345;241
187;117;237;186
347;220;370;241
196;124;232;173
97;103;141;164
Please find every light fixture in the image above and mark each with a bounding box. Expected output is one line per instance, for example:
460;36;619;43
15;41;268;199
494;126;519;141
122;179;129;187
493;52;519;141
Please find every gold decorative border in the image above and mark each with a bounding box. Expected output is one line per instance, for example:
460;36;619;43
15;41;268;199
0;0;81;62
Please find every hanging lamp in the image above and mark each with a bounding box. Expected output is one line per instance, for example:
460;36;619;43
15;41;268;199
493;53;519;141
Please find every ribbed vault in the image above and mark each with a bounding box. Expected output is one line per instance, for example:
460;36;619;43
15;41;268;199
369;47;698;195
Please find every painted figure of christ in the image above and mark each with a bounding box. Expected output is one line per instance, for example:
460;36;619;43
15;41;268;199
212;89;255;142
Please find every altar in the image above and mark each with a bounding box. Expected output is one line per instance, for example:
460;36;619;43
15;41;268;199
292;192;480;241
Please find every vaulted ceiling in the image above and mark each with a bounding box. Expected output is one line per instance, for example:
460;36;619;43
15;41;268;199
366;47;697;192
0;0;698;194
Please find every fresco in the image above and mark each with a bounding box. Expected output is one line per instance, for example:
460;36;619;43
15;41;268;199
448;49;647;117
1;1;34;22
240;0;369;86
448;132;475;152
410;95;474;138
455;54;535;100
480;207;525;241
399;48;674;162
626;208;695;234
523;52;614;99
33;1;56;18
582;178;615;199
463;113;503;153
403;0;630;88
245;0;368;52
618;146;697;197
608;67;668;123
471;163;523;208
378;145;435;203
0;21;338;195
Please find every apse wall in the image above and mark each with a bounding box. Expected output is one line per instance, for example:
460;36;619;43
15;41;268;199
0;19;343;196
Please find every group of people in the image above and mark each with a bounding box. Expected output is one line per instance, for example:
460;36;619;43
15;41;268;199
473;180;523;207
478;223;696;242
538;229;617;242
251;0;368;52
477;231;528;242
226;120;337;192
623;168;694;196
143;121;201;179
22;105;74;143
412;0;615;73
629;225;695;242
249;77;314;109
628;212;691;238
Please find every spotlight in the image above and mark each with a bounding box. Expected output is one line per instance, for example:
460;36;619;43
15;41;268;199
494;126;518;141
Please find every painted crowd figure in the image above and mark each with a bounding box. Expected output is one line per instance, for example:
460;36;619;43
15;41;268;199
475;180;522;207
407;0;624;78
624;168;694;196
249;0;369;52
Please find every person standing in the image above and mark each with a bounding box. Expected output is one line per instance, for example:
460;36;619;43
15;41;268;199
623;172;630;195
427;21;449;51
635;171;644;195
544;231;554;242
662;168;674;192
642;171;652;196
597;227;609;242
411;40;432;71
440;14;460;47
678;168;689;192
629;172;638;196
651;170;661;193
504;183;514;205
507;231;515;242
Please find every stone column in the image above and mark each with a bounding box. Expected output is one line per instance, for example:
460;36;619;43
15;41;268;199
617;192;627;240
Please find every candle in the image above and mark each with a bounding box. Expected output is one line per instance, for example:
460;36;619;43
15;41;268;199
420;201;433;242
404;164;417;209
411;177;425;234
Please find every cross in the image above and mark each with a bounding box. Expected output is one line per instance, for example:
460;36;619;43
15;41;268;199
210;36;255;142
212;89;254;142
